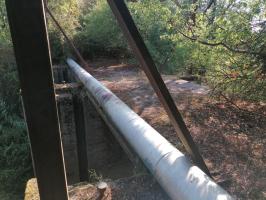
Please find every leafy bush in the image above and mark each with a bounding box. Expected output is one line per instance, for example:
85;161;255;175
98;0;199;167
0;51;33;199
76;0;127;59
129;0;189;74
47;0;81;62
206;51;266;101
76;0;265;100
0;100;32;199
76;0;192;73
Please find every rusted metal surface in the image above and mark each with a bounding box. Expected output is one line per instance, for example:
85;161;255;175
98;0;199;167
107;0;211;176
5;0;68;199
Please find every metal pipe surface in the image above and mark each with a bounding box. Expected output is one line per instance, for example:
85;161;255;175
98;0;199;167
67;58;233;200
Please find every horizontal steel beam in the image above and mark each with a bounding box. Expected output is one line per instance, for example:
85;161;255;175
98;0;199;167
67;58;233;200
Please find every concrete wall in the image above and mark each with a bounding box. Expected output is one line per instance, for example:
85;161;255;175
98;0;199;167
56;86;80;184
81;92;124;170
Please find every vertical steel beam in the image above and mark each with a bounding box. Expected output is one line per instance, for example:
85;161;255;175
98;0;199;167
73;95;89;182
5;0;69;199
107;0;211;176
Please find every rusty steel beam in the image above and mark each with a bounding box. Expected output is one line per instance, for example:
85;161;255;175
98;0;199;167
5;0;69;199
107;0;211;176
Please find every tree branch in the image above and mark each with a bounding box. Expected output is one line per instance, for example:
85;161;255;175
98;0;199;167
176;29;262;56
204;0;215;12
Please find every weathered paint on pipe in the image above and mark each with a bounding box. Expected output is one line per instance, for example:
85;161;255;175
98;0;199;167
67;58;234;200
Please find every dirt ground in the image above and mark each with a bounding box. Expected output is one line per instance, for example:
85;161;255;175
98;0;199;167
25;175;169;200
69;175;169;200
83;59;266;200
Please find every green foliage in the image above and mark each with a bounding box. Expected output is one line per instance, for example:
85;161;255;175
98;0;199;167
129;0;173;71
167;0;266;101
0;50;20;110
75;0;266;100
47;0;81;62
0;54;32;199
0;100;32;199
0;0;10;46
206;52;266;101
76;0;191;73
76;0;127;58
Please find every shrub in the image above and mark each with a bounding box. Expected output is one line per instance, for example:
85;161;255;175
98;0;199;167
47;0;81;62
0;100;32;199
0;48;33;199
76;0;127;59
76;0;191;73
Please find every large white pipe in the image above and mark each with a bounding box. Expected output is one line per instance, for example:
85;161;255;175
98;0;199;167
67;58;234;200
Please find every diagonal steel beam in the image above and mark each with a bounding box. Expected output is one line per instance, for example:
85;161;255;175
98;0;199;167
107;0;211;176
